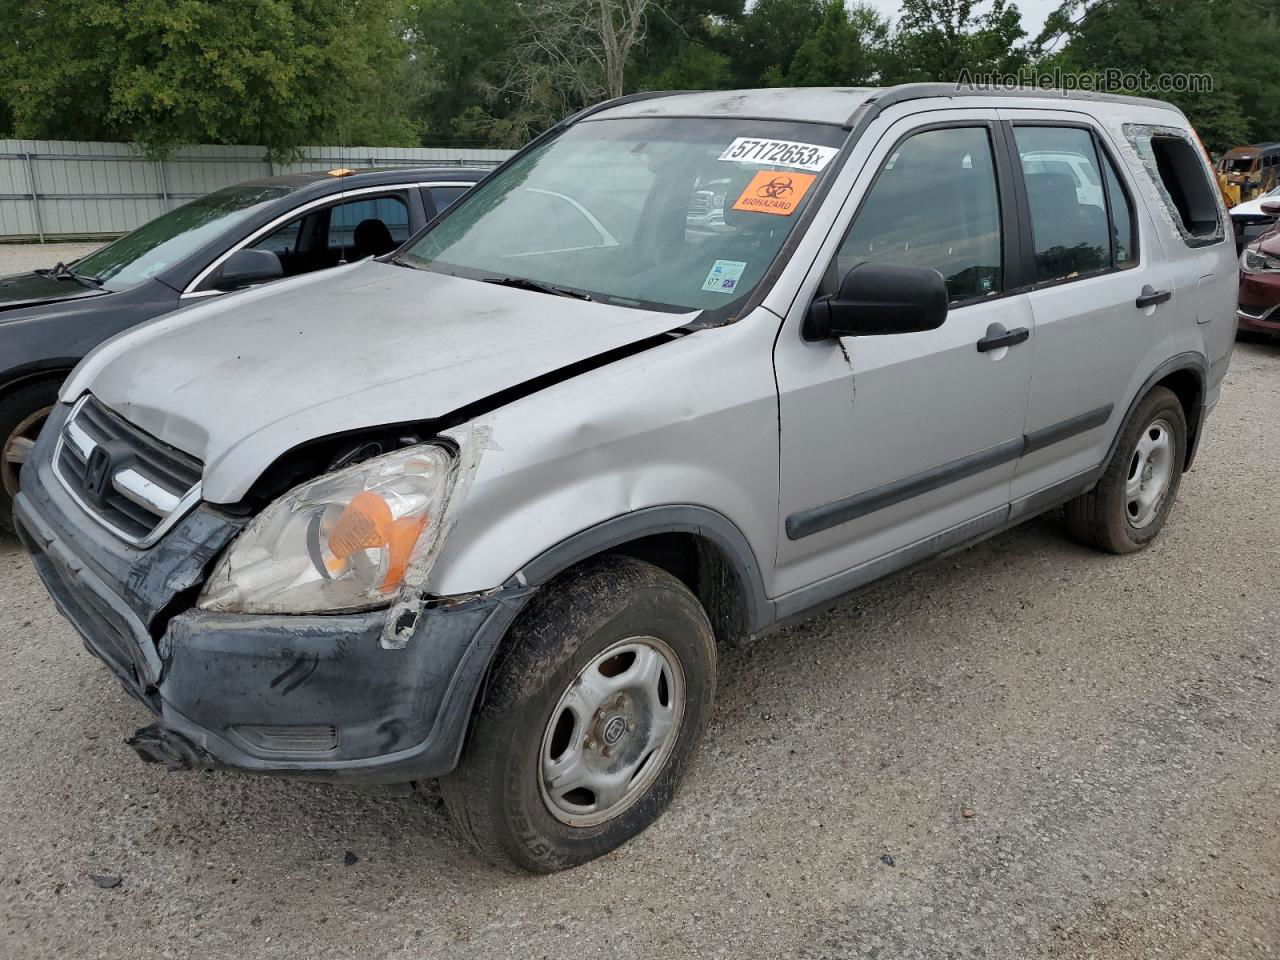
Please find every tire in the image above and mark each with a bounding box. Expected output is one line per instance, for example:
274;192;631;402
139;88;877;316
0;379;62;534
440;555;717;873
1064;386;1187;554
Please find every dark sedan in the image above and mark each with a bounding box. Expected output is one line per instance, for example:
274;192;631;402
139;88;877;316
0;166;485;530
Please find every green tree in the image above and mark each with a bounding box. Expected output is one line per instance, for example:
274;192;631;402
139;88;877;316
784;1;888;86
639;39;736;90
884;0;1028;82
0;0;419;157
1038;0;1269;152
405;0;520;144
722;0;826;87
632;0;741;90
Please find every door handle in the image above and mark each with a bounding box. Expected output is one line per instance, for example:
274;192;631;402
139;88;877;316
976;325;1030;352
1136;285;1172;308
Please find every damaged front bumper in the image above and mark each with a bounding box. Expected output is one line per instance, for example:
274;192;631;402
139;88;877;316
15;411;531;784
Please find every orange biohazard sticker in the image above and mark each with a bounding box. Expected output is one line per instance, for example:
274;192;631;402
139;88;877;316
732;170;817;216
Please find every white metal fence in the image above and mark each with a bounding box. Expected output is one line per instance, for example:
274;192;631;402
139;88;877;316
0;139;514;241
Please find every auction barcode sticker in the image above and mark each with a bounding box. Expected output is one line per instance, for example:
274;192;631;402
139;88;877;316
719;137;839;172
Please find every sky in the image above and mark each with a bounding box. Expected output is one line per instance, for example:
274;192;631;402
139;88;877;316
862;0;1061;42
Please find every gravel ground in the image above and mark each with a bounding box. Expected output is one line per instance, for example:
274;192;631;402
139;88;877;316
0;242;1277;959
0;242;105;274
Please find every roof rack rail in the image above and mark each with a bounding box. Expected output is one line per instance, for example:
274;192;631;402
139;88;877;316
847;81;1184;126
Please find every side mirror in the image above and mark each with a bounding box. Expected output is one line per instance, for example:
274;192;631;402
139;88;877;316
1260;199;1280;216
214;248;283;291
804;262;949;341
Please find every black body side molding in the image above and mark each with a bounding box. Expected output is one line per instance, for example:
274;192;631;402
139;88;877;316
786;405;1114;540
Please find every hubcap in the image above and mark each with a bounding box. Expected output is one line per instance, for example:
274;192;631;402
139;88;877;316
2;405;52;498
539;636;685;828
1125;416;1174;529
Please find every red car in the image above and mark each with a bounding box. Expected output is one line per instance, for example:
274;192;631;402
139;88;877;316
1239;198;1280;337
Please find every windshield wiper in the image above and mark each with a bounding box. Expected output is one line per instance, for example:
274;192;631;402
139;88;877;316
480;275;592;301
38;261;104;289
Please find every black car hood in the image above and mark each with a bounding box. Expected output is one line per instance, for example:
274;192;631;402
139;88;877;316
0;272;109;314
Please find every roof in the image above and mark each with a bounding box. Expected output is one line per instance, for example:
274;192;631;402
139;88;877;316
587;83;1184;128
592;88;882;126
232;165;488;192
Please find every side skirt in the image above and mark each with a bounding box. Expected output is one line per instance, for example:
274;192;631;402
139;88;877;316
767;467;1098;630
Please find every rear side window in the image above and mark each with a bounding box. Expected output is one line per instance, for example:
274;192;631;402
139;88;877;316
1124;125;1223;246
837;126;1003;302
1014;127;1111;282
328;195;410;248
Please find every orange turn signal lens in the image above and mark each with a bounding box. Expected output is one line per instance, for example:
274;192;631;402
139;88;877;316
325;491;430;592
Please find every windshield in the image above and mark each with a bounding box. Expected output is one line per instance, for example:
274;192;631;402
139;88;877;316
399;117;847;312
1223;157;1257;173
75;184;292;288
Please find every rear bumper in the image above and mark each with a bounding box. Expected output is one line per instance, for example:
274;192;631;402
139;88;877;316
15;421;531;784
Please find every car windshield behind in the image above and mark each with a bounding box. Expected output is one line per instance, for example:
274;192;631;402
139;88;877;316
399;117;847;312
75;185;293;288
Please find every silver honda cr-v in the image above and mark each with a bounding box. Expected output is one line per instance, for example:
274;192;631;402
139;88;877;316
15;84;1237;871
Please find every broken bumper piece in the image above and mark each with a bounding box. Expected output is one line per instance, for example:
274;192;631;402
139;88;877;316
14;432;532;784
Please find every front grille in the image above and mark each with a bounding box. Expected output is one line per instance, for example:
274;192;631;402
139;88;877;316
54;395;203;546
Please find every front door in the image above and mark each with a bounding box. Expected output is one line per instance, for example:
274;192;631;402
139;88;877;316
773;113;1034;601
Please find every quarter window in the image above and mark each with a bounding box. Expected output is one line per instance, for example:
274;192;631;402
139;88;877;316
1125;125;1223;244
837;126;1003;302
428;185;470;213
1014;127;1111;283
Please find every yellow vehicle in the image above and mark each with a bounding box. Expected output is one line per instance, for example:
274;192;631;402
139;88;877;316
1218;143;1280;203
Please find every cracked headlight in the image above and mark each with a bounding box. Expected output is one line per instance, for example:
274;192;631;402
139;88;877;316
199;444;454;614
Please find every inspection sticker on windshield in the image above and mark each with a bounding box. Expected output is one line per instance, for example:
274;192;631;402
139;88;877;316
719;137;838;172
702;260;747;294
732;170;817;217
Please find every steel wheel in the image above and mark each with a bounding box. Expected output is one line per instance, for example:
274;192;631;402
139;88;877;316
1125;416;1174;528
1;404;51;498
539;636;685;828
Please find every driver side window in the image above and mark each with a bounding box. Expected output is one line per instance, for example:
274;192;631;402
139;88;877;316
836;126;1004;302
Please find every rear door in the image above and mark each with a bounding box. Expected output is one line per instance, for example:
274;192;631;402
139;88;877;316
998;110;1176;509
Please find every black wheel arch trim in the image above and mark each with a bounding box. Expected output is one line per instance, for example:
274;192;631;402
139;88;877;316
0;360;77;400
508;504;774;635
1105;352;1206;474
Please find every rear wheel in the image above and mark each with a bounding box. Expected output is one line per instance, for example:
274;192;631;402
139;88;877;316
1064;386;1187;553
0;380;61;534
440;555;716;872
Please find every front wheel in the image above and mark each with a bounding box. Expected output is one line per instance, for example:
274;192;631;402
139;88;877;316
1064;386;1187;553
440;555;717;872
1;379;61;534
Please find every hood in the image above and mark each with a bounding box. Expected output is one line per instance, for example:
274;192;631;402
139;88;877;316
64;260;693;503
0;271;109;315
1230;193;1280;217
